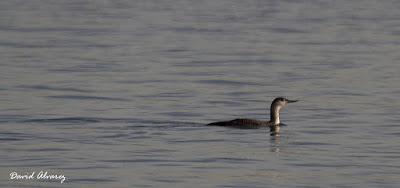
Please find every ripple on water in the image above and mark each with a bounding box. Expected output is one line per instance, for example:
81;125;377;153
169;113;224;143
47;95;128;101
17;84;92;93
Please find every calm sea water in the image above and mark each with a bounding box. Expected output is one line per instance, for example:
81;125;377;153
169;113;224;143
1;0;400;187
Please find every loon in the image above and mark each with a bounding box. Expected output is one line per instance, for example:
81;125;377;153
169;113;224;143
207;97;298;131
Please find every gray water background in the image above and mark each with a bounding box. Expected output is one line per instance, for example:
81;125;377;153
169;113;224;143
1;0;400;187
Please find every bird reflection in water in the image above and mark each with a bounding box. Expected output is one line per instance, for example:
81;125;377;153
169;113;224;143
269;126;281;153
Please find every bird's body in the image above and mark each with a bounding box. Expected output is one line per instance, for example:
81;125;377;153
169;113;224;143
207;97;298;133
207;118;271;129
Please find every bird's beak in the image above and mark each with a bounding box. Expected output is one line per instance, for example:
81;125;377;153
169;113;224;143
287;99;298;103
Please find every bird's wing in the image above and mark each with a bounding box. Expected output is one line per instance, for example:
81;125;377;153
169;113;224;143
230;119;263;125
208;119;268;128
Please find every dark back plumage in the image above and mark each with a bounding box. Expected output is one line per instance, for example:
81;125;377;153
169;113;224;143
207;118;272;129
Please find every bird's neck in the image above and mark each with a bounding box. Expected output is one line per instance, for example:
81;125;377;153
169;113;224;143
270;105;281;125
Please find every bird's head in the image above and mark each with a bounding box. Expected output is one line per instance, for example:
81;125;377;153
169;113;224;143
271;97;298;110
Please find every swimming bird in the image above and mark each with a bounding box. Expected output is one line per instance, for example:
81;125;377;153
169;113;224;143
207;97;298;131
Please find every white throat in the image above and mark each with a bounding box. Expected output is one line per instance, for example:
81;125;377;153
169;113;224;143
273;105;282;125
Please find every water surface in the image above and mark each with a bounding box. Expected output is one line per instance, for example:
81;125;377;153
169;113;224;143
1;0;400;187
